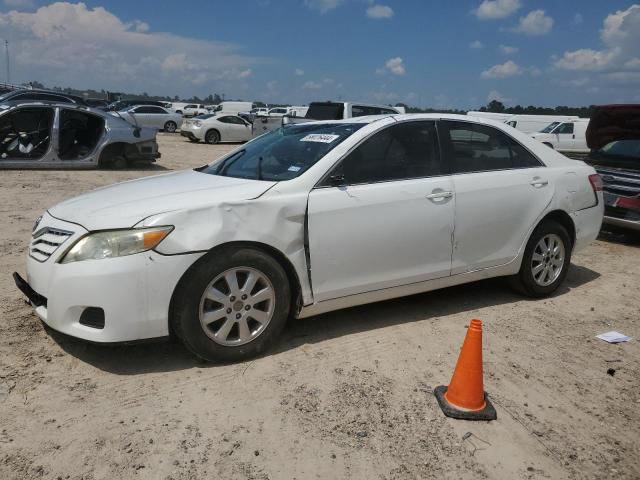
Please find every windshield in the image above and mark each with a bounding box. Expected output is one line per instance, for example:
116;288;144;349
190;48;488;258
198;123;364;181
540;122;560;133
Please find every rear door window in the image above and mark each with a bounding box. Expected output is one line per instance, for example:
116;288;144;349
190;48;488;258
439;120;541;173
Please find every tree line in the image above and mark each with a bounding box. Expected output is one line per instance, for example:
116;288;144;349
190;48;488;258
23;80;596;115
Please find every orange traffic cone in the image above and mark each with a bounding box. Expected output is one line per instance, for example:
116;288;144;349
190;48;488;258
434;319;497;420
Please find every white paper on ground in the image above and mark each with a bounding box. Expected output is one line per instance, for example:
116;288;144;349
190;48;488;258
596;331;632;343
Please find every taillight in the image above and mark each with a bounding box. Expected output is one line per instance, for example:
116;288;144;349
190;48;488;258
588;174;603;192
616;196;640;212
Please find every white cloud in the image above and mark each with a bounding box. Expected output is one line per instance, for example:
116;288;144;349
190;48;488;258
487;90;511;103
481;60;522;79
473;0;521;20
470;40;484;49
294;68;304;76
625;58;640;69
499;44;518;55
366;5;394;19
304;0;343;14
302;80;322;89
554;48;619;71
605;71;640;84
512;10;554;36
0;2;263;96
378;57;406;75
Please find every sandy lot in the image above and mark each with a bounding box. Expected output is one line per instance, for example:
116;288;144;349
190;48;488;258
1;133;639;480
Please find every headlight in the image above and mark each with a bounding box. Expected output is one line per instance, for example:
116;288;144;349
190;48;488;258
60;226;173;264
193;120;202;127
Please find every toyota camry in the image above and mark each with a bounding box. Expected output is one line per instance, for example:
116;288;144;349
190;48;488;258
14;114;604;362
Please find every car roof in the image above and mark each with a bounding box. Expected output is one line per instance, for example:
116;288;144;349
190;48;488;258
0;100;111;116
301;113;487;126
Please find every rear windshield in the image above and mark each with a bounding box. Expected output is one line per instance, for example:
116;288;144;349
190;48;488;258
600;140;640;159
198;123;363;181
305;103;344;120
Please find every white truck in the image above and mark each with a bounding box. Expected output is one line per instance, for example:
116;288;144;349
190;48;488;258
504;114;580;134
182;104;209;117
251;101;401;138
530;118;590;153
210;101;256;115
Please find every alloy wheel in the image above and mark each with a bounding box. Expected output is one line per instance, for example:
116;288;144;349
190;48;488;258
198;267;275;346
531;233;565;287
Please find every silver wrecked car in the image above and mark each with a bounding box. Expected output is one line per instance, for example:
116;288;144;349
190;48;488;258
0;101;160;169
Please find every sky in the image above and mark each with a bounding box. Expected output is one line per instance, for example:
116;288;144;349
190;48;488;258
0;0;639;108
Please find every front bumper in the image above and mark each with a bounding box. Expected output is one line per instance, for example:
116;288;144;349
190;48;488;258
16;213;204;343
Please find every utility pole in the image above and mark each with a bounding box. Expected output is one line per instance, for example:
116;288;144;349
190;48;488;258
4;40;9;84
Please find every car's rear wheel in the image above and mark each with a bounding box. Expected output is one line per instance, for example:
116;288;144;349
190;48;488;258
171;247;290;362
111;155;128;169
164;121;177;133
205;129;220;144
509;220;572;297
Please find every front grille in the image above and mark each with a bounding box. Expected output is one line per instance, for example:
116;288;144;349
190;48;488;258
596;167;640;198
30;227;74;262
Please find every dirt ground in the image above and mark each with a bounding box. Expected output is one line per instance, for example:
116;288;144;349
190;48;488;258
1;133;639;480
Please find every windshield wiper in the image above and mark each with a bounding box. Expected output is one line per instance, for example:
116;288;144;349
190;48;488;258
217;149;246;175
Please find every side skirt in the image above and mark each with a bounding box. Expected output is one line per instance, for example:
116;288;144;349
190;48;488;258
296;261;519;319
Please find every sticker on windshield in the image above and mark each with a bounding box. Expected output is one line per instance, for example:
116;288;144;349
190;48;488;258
288;165;301;172
300;134;340;143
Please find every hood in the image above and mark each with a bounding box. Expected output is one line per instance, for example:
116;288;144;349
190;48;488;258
49;170;276;230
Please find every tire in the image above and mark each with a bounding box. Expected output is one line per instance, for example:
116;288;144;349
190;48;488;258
111;155;128;169
171;247;291;362
164;121;177;133
509;220;572;297
205;129;220;144
176;110;183;115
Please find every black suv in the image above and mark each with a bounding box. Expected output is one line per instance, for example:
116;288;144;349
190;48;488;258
584;104;640;231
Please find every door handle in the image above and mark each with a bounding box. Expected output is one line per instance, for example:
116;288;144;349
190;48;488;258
426;191;453;200
530;179;548;188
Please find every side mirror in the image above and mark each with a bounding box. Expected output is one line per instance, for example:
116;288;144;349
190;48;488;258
128;109;136;114
329;174;346;187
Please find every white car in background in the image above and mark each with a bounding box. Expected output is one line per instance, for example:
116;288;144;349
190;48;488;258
15;114;603;363
268;107;289;117
182;104;209;117
113;105;182;132
180;114;252;143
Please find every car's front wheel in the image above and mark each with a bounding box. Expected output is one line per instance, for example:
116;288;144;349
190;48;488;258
510;220;572;297
164;121;177;133
171;247;291;362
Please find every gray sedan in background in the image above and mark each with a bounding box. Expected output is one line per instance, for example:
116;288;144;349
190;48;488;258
113;105;183;132
0;101;159;169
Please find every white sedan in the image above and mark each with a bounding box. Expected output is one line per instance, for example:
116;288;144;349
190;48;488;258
15;114;603;362
181;114;252;144
112;105;183;133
